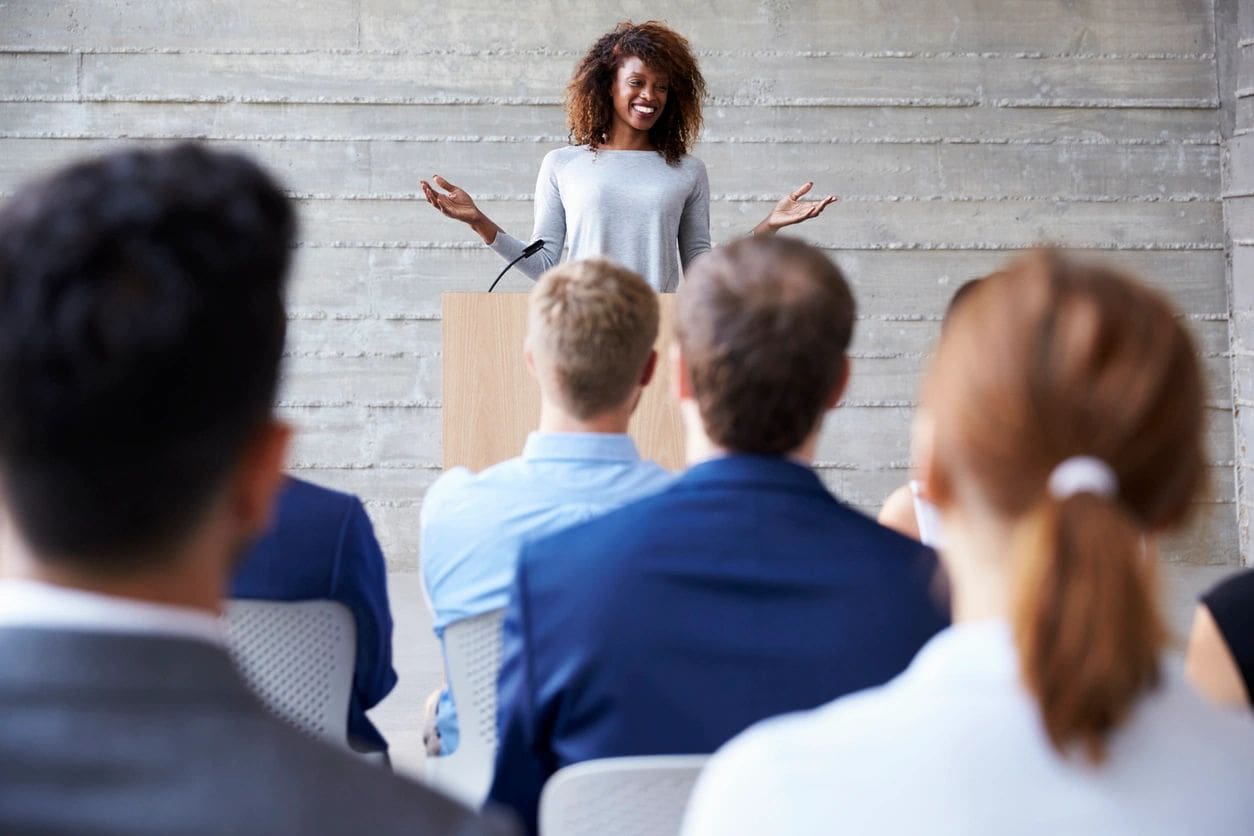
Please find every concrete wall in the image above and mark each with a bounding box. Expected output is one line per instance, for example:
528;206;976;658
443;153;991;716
0;1;1236;569
1223;0;1254;560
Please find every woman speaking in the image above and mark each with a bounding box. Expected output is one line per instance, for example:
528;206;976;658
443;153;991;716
420;21;834;292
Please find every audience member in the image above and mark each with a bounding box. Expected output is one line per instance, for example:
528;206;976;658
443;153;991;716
233;475;398;754
486;236;948;835
684;252;1254;835
878;278;980;547
0;145;512;835
1186;569;1254;710
420;258;672;756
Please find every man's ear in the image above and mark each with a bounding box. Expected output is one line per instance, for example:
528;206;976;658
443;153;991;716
523;337;536;378
670;343;694;402
638;349;658;388
233;419;292;541
824;356;851;410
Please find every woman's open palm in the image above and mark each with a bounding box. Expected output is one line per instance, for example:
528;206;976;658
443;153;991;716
420;175;482;225
767;182;837;229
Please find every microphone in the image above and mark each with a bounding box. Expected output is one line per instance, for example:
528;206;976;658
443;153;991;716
488;239;545;293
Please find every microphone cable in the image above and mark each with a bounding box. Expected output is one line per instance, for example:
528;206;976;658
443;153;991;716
488;239;546;292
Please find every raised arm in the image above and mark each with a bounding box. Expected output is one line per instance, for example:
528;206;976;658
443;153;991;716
420;174;503;244
486;151;566;281
421;151;566;283
751;181;838;236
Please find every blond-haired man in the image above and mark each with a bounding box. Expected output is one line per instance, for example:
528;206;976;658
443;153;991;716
420;259;671;757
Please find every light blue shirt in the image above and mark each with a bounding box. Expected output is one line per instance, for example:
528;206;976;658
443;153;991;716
420;432;672;753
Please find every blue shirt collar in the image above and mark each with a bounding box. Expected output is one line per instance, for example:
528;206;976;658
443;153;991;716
521;432;642;464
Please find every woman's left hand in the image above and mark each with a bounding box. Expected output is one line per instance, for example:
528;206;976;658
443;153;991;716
754;182;838;234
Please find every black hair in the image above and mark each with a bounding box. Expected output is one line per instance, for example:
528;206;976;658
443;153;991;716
0;143;294;570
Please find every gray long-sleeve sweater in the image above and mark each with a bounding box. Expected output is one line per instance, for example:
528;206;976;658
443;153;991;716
489;145;711;292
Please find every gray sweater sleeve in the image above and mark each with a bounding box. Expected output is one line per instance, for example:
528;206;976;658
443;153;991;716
488;150;565;281
678;159;712;271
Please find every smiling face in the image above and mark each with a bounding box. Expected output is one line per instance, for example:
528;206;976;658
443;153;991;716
609;55;669;140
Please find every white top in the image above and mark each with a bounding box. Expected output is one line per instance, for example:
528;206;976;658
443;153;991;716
909;479;945;548
0;578;225;646
489;145;712;292
684;620;1254;836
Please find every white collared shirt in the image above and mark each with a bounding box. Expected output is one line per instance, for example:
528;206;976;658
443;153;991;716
684;620;1254;836
0;578;225;647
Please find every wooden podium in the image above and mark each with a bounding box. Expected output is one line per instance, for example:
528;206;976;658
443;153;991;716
442;293;685;472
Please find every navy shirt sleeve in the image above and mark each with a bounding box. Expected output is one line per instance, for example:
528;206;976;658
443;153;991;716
1202;569;1254;704
330;497;399;750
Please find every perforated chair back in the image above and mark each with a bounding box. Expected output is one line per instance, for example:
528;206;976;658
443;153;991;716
539;755;709;836
224;599;356;747
423;607;506;805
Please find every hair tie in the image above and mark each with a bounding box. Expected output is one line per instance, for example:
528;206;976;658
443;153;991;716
1047;456;1118;501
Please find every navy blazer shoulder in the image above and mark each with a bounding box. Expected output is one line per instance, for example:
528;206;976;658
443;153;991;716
231;477;397;752
487;455;949;835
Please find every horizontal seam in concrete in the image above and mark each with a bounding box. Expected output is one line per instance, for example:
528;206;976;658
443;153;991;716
261;193;1228;203
282;350;425;358
278;399;442;408
993;98;1219;108
290;241;1228;251
809;460;911;470
288;313;442;322
0;132;1223;146
1;94;1225;110
274;398;1234;413
0;46;1219;59
280;312;1228;325
287;461;442;470
3;190;1215;203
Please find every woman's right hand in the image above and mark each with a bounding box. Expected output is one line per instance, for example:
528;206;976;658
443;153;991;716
420;175;500;244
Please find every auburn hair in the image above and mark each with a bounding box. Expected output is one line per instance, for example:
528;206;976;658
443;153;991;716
923;251;1205;763
677;236;855;454
566;21;706;165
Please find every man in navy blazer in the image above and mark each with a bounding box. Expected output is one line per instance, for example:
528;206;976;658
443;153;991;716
232;476;397;754
486;237;949;834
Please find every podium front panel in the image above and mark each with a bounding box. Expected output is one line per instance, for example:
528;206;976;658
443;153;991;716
442;292;684;473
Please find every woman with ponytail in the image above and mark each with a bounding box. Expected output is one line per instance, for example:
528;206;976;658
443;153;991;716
683;252;1254;835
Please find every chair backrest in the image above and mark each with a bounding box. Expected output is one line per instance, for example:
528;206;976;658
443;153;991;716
423;607;506;805
445;607;507;754
224;599;356;747
539;755;709;836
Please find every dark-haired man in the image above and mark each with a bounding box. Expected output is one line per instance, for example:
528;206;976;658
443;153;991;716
487;236;948;835
0;145;512;836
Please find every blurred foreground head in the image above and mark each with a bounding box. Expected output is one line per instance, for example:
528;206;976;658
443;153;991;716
0;143;294;575
920;250;1204;762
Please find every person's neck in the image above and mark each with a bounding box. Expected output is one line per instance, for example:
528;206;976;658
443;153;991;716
936;504;1015;624
681;401;819;467
537;399;632;435
1;527;229;615
602;123;655;152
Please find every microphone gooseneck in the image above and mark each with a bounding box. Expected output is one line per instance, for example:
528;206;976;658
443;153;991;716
488;239;545;293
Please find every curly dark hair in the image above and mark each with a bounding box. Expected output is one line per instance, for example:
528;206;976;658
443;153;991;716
566;20;706;165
